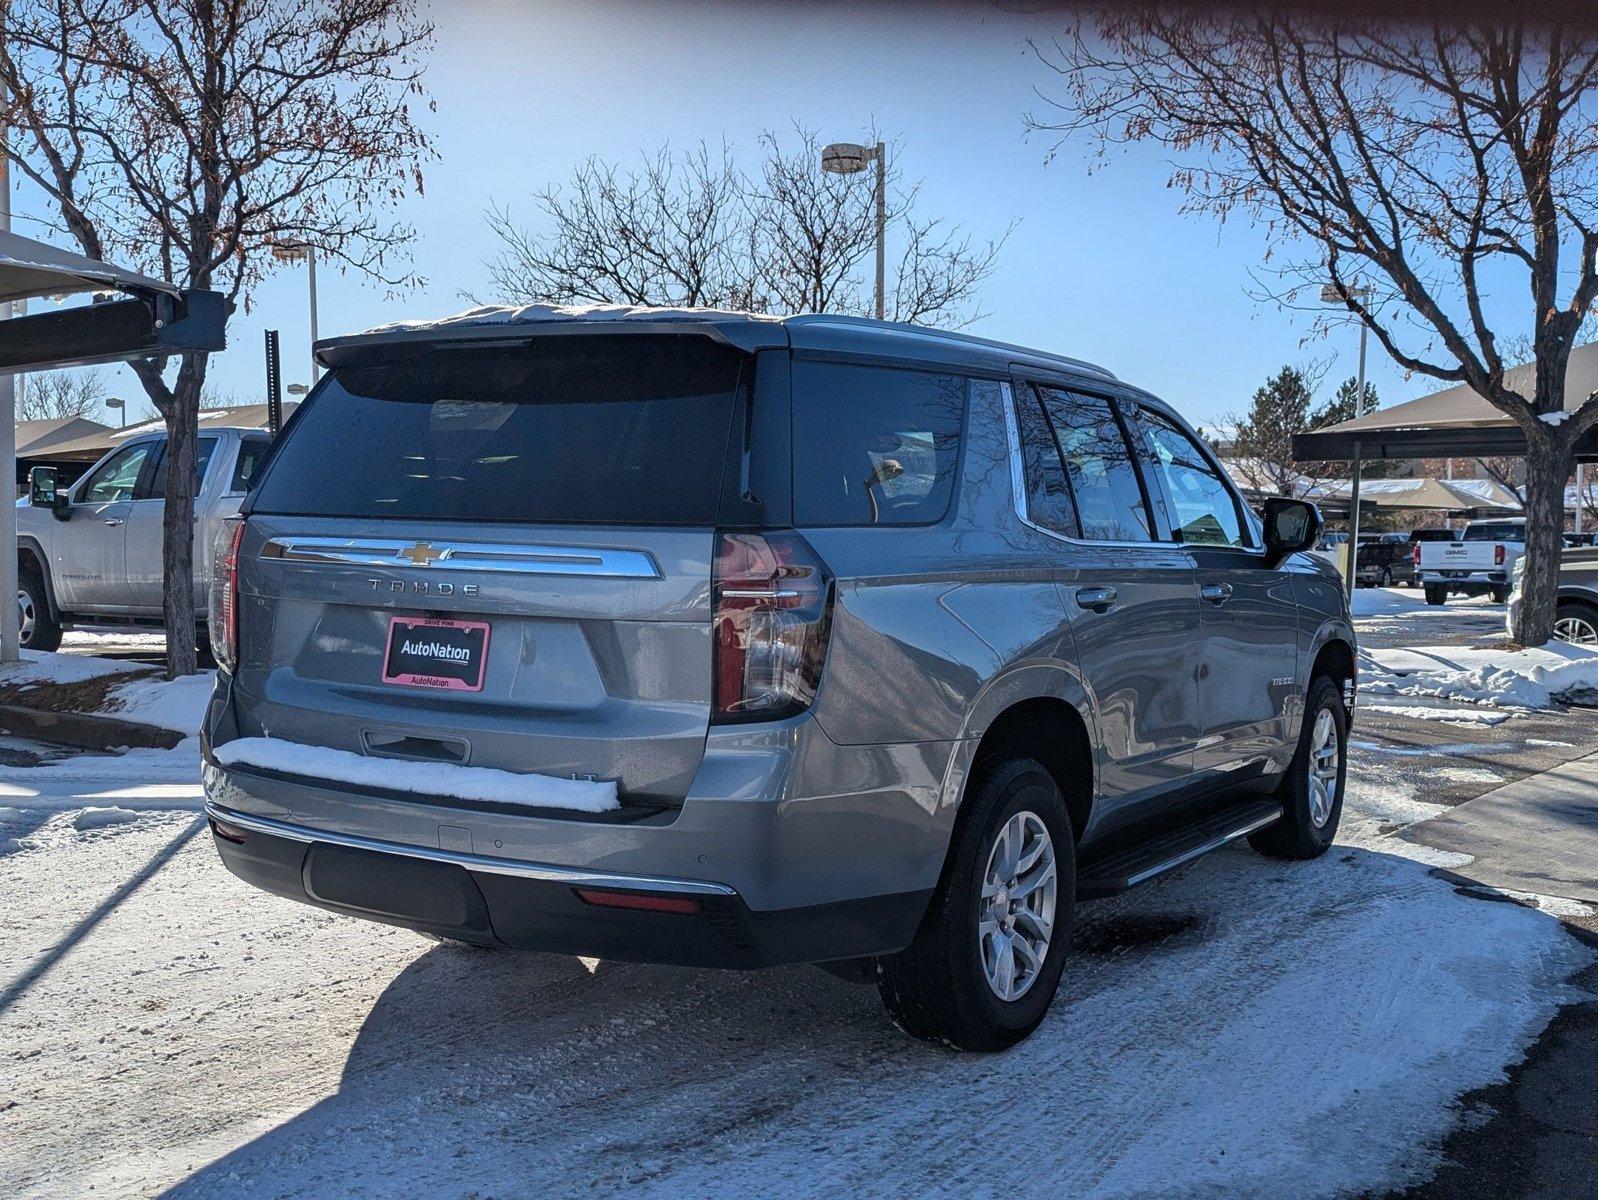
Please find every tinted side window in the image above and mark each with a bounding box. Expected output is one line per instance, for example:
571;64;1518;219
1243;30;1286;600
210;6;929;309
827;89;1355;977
79;443;154;504
149;437;219;498
231;440;270;492
1012;383;1078;536
1132;410;1250;548
792;362;966;526
1036;389;1153;542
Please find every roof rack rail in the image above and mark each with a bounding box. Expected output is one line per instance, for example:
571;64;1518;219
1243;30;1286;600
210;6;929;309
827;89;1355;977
784;313;1117;380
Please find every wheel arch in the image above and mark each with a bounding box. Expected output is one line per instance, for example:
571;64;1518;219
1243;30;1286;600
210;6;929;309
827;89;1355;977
940;663;1098;849
16;536;61;621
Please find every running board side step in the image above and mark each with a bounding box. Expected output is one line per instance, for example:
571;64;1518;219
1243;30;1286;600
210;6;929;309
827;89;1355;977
1076;799;1284;900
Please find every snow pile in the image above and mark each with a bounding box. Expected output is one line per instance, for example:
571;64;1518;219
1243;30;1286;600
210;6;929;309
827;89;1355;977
212;737;618;813
109;670;214;733
364;302;782;335
71;806;141;831
0;650;213;733
1362;641;1598;709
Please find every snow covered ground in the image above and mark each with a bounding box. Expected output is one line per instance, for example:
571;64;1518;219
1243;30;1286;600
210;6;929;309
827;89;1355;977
0;649;212;735
0;729;1591;1197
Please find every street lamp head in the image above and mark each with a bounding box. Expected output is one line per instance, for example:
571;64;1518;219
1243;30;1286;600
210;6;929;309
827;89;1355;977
286;383;310;395
1320;281;1370;305
271;241;310;264
821;142;874;174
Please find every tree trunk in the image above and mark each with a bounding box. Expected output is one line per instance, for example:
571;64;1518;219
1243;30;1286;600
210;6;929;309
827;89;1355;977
1512;432;1570;648
156;354;207;679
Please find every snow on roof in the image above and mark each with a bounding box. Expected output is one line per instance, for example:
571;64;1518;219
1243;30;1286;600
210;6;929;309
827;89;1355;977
361;302;784;336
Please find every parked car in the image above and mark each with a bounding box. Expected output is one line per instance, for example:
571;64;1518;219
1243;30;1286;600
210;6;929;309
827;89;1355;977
16;427;273;651
1416;517;1526;605
1506;546;1598;644
1354;533;1418;588
201;310;1354;1051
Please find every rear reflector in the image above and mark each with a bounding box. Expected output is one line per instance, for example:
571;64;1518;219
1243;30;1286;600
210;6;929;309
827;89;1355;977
574;888;701;915
209;817;249;844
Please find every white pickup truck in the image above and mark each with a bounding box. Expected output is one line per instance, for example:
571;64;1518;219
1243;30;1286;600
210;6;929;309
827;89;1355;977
1416;517;1525;606
15;425;271;651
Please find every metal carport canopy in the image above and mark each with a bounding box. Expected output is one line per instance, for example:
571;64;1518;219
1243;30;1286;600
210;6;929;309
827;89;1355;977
0;230;224;374
0;230;226;665
1291;341;1598;463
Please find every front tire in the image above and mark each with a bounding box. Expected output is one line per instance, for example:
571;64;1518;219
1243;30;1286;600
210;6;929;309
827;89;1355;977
17;566;62;653
1250;676;1347;860
1554;603;1598;645
878;757;1075;1051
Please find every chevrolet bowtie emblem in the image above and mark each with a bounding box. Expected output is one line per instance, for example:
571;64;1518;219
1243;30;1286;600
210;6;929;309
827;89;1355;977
399;542;447;567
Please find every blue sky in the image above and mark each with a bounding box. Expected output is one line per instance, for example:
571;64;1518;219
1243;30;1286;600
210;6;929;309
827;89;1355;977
18;0;1476;426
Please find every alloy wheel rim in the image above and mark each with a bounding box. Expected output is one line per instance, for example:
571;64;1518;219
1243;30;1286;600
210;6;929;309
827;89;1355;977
1307;707;1339;828
16;589;33;645
1554;616;1598;646
978;810;1057;1002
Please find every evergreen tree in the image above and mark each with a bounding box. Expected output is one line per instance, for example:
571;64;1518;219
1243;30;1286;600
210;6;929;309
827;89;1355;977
1229;366;1314;495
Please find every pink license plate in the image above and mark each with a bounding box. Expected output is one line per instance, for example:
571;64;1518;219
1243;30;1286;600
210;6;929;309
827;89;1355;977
381;616;491;692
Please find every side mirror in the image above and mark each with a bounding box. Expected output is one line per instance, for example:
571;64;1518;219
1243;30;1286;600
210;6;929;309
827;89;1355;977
1263;497;1323;565
27;466;57;507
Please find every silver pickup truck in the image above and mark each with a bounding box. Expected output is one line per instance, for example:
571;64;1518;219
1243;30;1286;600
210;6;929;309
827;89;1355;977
1416;517;1525;606
16;426;271;651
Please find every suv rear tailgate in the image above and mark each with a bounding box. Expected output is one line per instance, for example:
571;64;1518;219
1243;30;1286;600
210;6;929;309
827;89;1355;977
232;515;715;805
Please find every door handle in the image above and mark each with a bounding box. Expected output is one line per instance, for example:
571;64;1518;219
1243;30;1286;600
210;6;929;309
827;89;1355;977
1074;585;1118;612
1201;583;1233;603
102;518;124;527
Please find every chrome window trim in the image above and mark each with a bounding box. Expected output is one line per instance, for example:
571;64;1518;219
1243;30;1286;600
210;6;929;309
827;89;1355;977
259;535;662;579
205;801;737;896
1000;381;1183;552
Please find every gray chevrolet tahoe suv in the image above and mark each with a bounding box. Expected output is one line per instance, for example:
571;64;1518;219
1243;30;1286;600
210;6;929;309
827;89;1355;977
202;309;1354;1050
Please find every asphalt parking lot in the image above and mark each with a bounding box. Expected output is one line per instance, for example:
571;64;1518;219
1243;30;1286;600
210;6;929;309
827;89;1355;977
0;594;1592;1198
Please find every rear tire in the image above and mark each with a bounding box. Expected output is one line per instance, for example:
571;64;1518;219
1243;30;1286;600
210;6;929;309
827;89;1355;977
1250;676;1347;860
1424;584;1448;606
1491;586;1510;604
17;565;62;653
878;756;1075;1051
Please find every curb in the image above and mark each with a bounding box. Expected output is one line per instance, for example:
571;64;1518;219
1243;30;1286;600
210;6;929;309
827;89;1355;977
0;703;185;751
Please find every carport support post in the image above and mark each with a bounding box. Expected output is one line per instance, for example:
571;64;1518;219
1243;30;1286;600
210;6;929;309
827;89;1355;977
1345;444;1364;597
0;93;17;664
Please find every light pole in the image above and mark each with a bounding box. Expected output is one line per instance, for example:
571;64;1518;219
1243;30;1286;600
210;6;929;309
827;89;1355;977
1;76;17;662
1321;281;1371;595
105;397;126;428
272;241;320;383
821;140;886;320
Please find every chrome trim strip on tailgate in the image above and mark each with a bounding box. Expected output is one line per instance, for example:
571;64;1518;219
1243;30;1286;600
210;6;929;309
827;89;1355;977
259;536;662;578
205;801;737;896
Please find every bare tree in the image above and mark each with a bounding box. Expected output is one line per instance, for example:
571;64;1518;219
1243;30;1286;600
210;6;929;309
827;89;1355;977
479;126;1008;328
480;144;756;310
1;0;435;676
16;369;108;422
1031;15;1598;645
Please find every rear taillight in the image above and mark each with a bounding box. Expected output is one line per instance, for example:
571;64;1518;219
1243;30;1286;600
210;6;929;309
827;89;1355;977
1412;544;1421;567
711;530;833;723
209;518;245;672
1495;543;1506;566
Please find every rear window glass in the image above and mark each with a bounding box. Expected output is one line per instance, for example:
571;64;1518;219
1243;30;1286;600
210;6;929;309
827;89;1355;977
249;337;746;524
1462;522;1524;541
792;362;966;526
